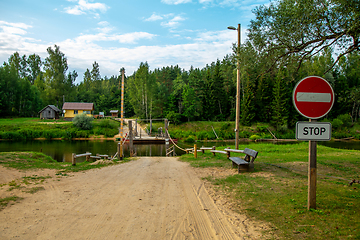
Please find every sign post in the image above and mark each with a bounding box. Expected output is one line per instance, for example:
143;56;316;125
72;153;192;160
293;76;334;209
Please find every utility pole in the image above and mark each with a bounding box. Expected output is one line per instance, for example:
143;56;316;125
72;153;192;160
228;24;241;149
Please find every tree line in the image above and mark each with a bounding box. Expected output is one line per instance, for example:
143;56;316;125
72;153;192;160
1;0;359;130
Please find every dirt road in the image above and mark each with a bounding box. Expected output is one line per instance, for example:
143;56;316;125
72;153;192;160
0;157;267;239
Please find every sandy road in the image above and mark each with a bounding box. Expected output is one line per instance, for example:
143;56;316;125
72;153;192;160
0;157;263;239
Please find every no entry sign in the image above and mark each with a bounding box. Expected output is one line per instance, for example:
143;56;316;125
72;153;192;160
293;76;335;119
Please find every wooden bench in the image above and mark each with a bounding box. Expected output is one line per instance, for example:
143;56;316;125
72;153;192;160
226;148;258;173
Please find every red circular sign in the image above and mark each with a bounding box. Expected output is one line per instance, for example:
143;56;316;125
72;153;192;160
293;76;335;119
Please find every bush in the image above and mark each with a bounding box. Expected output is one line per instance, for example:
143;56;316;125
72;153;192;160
331;118;343;129
249;134;261;140
337;114;352;127
184;135;195;143
73;114;93;130
166;111;182;125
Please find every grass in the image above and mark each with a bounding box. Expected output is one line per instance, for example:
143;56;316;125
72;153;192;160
0;117;119;140
0;196;23;211
179;142;360;239
0;151;126;173
0;151;130;211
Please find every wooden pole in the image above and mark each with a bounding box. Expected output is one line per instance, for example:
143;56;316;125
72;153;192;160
86;152;90;162
72;153;76;166
308;119;317;209
235;23;241;150
129;120;134;157
194;144;197;158
120;69;125;139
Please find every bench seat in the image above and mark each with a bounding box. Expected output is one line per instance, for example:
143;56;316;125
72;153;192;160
229;157;249;165
228;148;258;173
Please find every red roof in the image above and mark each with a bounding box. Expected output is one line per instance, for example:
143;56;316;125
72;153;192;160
62;102;94;110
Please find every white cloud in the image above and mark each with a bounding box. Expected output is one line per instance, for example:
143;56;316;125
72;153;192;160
0;20;236;84
161;0;192;4
161;16;186;29
64;0;109;16
144;13;164;22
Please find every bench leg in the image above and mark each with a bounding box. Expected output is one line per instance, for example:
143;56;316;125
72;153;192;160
238;163;254;172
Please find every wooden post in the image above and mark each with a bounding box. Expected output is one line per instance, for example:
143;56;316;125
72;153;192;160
194;144;197;158
118;142;123;160
135;119;138;137
308;119;317;209
129;120;134;157
86;152;90;162
72;153;76;166
150;119;152;135
164;119;169;138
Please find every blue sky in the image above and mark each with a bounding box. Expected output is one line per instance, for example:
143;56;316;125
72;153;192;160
0;0;269;84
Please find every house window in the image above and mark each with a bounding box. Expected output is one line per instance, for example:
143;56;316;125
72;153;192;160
84;111;91;114
74;110;78;114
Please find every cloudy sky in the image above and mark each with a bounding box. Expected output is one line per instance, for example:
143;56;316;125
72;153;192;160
0;0;269;84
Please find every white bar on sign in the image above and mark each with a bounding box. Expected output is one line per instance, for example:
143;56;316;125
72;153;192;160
296;92;331;102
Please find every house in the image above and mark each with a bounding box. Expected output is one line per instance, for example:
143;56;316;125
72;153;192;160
110;110;119;118
62;102;94;119
39;105;61;119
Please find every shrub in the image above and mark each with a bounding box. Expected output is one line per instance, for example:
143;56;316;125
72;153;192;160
249;134;261;140
337;114;352;127
184;135;195;143
166;111;182;125
331;118;343;129
73;114;93;130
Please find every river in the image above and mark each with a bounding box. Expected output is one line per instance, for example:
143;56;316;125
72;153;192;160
0;140;358;163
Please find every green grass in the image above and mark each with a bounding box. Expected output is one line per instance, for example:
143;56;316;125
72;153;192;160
0;152;124;173
179;142;360;239
0;196;23;210
0;117;119;140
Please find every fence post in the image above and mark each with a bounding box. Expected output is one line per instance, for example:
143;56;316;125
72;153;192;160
118;142;123;160
194;144;197;158
72;153;76;166
86;152;90;162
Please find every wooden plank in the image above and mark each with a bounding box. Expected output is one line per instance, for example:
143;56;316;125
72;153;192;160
229;157;248;165
75;153;92;158
225;149;244;153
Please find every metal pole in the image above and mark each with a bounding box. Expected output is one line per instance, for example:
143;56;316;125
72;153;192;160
129;120;134;157
308;119;317;209
235;23;241;149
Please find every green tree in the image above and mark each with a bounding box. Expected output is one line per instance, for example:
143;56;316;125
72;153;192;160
27;54;43;85
43;45;69;107
271;69;288;129
249;0;360;72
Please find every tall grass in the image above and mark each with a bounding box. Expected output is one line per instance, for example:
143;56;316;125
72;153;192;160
0;118;119;140
179;143;360;239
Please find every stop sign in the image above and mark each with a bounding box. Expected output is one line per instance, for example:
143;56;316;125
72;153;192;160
293;76;335;119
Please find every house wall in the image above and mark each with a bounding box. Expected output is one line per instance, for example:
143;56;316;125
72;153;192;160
64;110;93;118
40;107;56;119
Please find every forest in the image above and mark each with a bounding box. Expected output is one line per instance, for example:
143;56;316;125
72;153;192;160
0;0;359;130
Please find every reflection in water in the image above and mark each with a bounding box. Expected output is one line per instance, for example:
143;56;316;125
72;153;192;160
0;140;358;163
0;140;188;163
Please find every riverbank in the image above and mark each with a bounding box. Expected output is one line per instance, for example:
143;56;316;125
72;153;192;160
179;142;360;239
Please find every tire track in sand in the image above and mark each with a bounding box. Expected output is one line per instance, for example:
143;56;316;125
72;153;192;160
0;157;245;239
